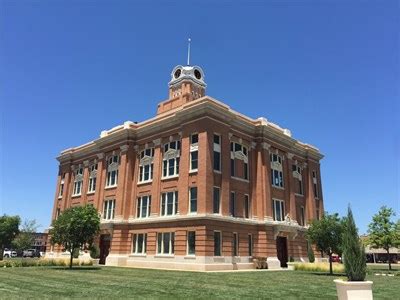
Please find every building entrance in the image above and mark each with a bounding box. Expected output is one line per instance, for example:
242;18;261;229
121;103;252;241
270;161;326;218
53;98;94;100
99;234;111;265
276;236;288;268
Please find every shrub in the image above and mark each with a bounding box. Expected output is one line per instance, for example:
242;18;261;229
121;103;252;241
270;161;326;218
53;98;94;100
90;245;100;259
342;206;367;281
0;258;93;268
307;241;315;263
293;262;345;273
72;248;80;259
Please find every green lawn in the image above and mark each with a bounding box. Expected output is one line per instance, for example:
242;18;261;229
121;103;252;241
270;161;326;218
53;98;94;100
0;266;398;299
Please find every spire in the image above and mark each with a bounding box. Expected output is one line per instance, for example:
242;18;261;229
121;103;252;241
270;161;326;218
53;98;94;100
187;38;191;66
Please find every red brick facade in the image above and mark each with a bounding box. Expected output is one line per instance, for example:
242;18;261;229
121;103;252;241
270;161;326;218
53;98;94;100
47;64;324;270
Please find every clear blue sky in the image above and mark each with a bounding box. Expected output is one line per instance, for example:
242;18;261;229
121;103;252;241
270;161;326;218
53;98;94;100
1;1;398;233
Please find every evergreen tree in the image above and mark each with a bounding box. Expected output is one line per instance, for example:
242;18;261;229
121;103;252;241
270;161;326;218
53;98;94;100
342;206;366;281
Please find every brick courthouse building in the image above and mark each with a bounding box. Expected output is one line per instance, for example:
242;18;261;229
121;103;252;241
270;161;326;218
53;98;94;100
48;62;324;271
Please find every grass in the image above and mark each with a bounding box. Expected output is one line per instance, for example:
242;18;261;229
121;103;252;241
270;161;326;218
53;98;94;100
0;266;399;299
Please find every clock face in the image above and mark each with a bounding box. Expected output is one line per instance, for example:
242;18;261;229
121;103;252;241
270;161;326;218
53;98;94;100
194;69;202;80
174;69;181;79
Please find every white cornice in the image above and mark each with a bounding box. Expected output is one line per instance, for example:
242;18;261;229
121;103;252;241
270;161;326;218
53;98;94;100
57;96;323;163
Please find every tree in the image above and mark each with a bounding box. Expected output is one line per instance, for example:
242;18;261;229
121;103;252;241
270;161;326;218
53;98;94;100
0;215;20;260
12;219;39;255
307;240;315;263
342;206;366;281
367;206;399;270
50;205;100;269
306;212;343;275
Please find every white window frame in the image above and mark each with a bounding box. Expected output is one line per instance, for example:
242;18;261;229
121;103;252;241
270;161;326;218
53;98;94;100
162;140;180;179
58;174;65;198
106;155;119;188
187;231;196;256
230;141;249;180
137;195;151;218
103;199;115;220
72;167;83;196
312;171;319;198
292;164;303;195
270;153;284;188
160;191;178;216
88;163;98;193
132;233;147;255
157;232;175;255
139;148;154;183
213;134;221;172
189;133;199;172
273;199;285;221
213;186;221;214
189;187;197;214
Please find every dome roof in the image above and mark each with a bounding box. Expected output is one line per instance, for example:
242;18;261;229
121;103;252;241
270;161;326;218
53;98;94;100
169;65;206;88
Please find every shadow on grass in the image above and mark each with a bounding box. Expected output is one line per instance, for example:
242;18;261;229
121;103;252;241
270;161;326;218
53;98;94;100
52;266;102;271
310;272;346;277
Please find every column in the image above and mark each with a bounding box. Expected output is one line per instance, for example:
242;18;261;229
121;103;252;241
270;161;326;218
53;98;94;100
94;153;105;212
262;143;272;220
305;162;316;222
151;138;162;217
82;160;90;204
115;145;129;219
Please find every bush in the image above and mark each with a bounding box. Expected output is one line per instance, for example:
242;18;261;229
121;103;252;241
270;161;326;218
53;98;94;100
90;245;100;259
293;262;345;273
72;248;80;259
307;241;315;263
0;258;93;268
342;207;367;281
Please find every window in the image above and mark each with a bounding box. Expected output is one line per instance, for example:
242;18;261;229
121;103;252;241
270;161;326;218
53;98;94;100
137;195;151;218
103;199;115;220
190;134;198;172
214;231;222;256
187;231;196;255
230;141;249;179
213;134;221;171
292;164;303;195
189;187;197;213
213;187;220;214
139;148;154;183
270;153;284;188
163;140;180;178
106;155;119;187
56;208;61;219
72;167;83;196
233;233;238;256
157;232;175;255
244;194;250;219
132;233;147;254
230;192;236;217
300;206;305;226
248;234;253;256
161;191;178;216
312;171;319;198
88;163;98;193
58;174;65;198
273;199;285;221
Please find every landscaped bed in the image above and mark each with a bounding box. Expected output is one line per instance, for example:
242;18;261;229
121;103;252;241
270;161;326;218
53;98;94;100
0;265;398;299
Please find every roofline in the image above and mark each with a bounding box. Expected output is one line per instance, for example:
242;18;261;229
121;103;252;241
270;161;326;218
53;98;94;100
57;96;323;163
